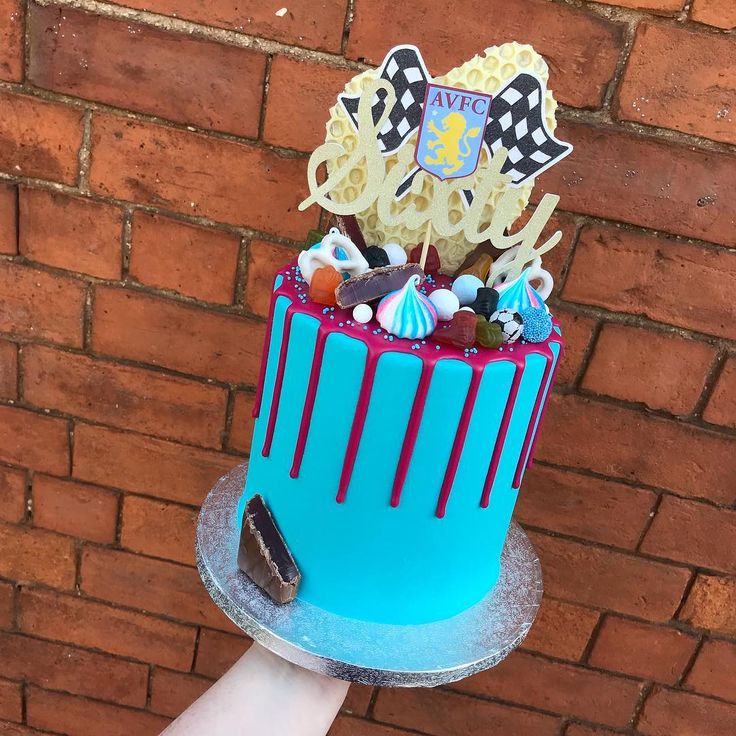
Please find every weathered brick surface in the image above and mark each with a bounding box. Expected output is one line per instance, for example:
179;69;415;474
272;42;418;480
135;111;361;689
564;225;736;340
641;495;736;574
26;686;170;736
616;23;736;145
581;324;716;415
32;474;118;544
638;687;736;735
19;188;122;279
691;0;736;30
120;495;197;565
0;182;18;254
348;0;624;109
20;587;197;669
685;639;736;702
589;616;698;684
89;113;317;239
29;4;266;138
0;0;733;729
23;344;228;448
92;285;265;384
537;123;736;247
130;212;240;304
703;357;736;429
0;631;148;706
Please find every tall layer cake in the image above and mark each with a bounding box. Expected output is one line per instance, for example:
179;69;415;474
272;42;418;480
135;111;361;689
236;42;573;625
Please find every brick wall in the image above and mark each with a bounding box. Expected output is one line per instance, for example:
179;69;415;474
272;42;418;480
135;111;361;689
0;1;734;734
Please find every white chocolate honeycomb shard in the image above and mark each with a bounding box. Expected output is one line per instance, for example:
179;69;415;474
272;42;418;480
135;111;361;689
324;42;559;273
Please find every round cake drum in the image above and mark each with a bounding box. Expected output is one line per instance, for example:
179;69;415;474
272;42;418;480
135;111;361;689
196;464;543;687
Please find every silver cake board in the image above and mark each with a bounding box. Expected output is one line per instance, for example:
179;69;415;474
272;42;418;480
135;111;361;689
196;463;543;687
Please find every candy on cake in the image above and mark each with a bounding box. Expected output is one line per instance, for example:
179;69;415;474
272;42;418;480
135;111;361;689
237;41;573;625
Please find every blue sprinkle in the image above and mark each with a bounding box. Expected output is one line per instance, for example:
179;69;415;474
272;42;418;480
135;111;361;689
519;307;553;343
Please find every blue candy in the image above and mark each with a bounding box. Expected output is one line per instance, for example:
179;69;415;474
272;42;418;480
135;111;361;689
520;307;553;343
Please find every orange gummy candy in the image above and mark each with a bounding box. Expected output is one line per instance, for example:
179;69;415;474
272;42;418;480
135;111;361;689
309;266;343;306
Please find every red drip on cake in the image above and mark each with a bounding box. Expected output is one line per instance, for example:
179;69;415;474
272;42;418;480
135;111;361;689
255;262;563;518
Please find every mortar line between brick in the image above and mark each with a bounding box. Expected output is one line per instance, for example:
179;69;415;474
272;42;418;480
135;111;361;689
257;54;272;142
634;493;664;553
233;235;249;310
630;681;655;731
571;318;604;392
222;389;237;454
190;627;202;673
691;350;729;420
600;10;640;113
672;569;700;621
340;0;355;56
77;109;93;194
145;664;154;708
676;633;705;687
578;610;607;666
120;208;133;279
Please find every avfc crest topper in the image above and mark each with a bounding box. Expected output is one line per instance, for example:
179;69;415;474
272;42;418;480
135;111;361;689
299;42;575;278
415;84;492;180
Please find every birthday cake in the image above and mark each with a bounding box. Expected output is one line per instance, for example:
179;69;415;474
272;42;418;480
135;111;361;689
238;43;572;625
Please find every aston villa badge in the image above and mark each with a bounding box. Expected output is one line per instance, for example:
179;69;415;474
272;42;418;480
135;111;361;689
415;84;492;180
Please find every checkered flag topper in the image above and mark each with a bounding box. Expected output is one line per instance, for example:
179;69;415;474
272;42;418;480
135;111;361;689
484;73;572;186
338;45;431;155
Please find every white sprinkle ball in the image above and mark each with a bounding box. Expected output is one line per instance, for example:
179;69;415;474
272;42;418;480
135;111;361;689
352;303;373;324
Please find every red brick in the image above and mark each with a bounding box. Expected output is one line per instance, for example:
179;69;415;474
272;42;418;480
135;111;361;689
0;722;49;736
0;521;75;589
348;0;623;109
0;0;23;82
565;727;621;736
18;188;122;279
0;182;17;254
639;687;736;736
194;628;252;678
679;574;736;636
73;424;237;505
0;581;13;629
150;668;212;718
0;261;86;347
685;639;736;702
342;685;375;717
692;0;736;29
329;717;413;736
551;309;595;387
23;344;228;448
522;597;599;661
616;24;736;145
456;650;642;727
32;475;118;544
26;686;170;736
642;496;736;574
565;225;736;340
29;5;265;138
703;357;736;429
108;0;347;52
89;114;317;240
0;405;69;475
92;286;266;385
120;495;197;565
0;631;148;706
130;212;240;304
264;57;354;152
229;391;256;453
0;466;26;524
0;678;22;723
538;393;736;505
20;587;196;669
0;90;83;185
590;0;682;10
373;687;560;736
589;617;697;684
517;464;656;549
0;339;18;400
245;239;299;318
536;123;736;247
81;546;234;631
531;531;690;621
582;324;716;415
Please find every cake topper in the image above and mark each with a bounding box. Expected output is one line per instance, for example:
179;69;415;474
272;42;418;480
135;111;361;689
299;43;573;280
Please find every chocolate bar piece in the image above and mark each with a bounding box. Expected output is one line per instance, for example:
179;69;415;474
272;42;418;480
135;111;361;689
238;494;301;603
335;263;425;309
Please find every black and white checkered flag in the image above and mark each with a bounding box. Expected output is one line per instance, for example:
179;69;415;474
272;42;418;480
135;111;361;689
339;46;430;155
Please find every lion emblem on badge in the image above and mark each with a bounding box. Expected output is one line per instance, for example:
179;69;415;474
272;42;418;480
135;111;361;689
423;112;481;176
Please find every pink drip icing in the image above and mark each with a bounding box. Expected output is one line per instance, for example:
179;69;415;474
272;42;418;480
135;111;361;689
252;290;278;419
435;368;483;519
336;353;378;503
390;364;433;507
512;344;555;489
290;325;328;478
480;364;523;508
261;306;294;457
524;345;563;473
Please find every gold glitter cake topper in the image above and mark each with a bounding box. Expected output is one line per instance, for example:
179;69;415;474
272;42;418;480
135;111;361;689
299;44;573;281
